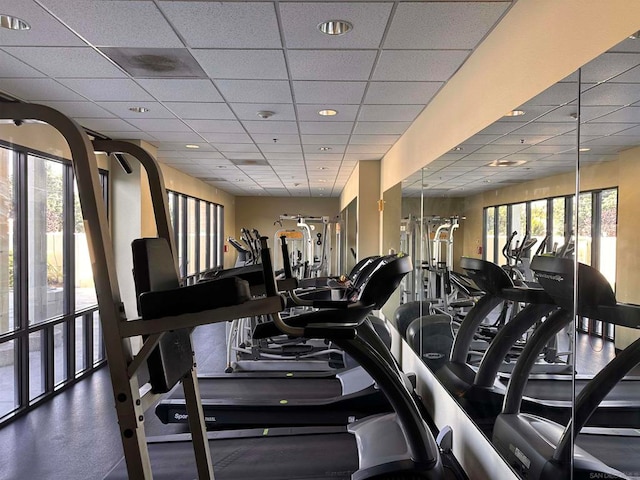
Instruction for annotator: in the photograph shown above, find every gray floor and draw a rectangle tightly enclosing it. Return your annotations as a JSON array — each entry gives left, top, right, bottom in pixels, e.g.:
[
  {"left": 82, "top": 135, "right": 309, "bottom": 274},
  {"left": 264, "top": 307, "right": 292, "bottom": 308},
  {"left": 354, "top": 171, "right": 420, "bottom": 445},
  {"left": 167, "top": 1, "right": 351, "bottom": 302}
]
[
  {"left": 0, "top": 322, "right": 228, "bottom": 480},
  {"left": 0, "top": 326, "right": 619, "bottom": 480}
]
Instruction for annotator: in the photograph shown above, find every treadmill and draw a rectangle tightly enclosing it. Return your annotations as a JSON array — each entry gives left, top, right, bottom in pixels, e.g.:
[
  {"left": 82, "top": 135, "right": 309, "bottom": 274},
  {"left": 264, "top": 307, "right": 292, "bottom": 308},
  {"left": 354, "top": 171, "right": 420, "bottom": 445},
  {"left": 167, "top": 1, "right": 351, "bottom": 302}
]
[
  {"left": 111, "top": 238, "right": 450, "bottom": 479},
  {"left": 6, "top": 104, "right": 458, "bottom": 480},
  {"left": 409, "top": 257, "right": 640, "bottom": 430},
  {"left": 143, "top": 250, "right": 399, "bottom": 429},
  {"left": 492, "top": 255, "right": 640, "bottom": 479}
]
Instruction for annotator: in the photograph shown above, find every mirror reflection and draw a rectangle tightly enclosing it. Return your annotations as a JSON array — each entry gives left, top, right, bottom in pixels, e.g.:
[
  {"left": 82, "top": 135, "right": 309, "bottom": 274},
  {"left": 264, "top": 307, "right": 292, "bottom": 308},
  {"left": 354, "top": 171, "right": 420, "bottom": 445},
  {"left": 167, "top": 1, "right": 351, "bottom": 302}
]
[{"left": 398, "top": 35, "right": 640, "bottom": 479}]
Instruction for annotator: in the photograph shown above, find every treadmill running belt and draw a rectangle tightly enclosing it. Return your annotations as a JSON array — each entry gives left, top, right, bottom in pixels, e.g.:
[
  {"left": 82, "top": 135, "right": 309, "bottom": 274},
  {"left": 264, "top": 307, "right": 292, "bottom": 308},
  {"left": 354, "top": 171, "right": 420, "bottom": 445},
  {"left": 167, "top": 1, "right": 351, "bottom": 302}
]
[
  {"left": 521, "top": 379, "right": 640, "bottom": 403},
  {"left": 106, "top": 432, "right": 358, "bottom": 479},
  {"left": 576, "top": 433, "right": 640, "bottom": 478},
  {"left": 170, "top": 377, "right": 342, "bottom": 401}
]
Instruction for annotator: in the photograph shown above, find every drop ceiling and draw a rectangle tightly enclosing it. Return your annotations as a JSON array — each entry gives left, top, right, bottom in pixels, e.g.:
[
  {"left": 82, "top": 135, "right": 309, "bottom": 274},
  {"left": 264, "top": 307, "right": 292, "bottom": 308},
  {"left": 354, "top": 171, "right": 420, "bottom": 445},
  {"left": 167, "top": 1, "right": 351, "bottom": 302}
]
[{"left": 0, "top": 0, "right": 513, "bottom": 197}]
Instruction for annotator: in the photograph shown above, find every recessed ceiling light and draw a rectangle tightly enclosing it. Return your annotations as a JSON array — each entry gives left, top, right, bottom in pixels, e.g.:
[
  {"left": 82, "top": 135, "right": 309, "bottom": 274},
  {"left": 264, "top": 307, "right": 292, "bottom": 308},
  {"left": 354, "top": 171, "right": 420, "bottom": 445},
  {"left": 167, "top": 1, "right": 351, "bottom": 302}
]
[
  {"left": 256, "top": 110, "right": 274, "bottom": 119},
  {"left": 129, "top": 106, "right": 149, "bottom": 113},
  {"left": 0, "top": 15, "right": 30, "bottom": 30},
  {"left": 318, "top": 146, "right": 332, "bottom": 151},
  {"left": 317, "top": 179, "right": 327, "bottom": 183},
  {"left": 484, "top": 180, "right": 492, "bottom": 183},
  {"left": 185, "top": 144, "right": 200, "bottom": 149},
  {"left": 318, "top": 166, "right": 328, "bottom": 170},
  {"left": 318, "top": 20, "right": 352, "bottom": 36},
  {"left": 629, "top": 31, "right": 640, "bottom": 39},
  {"left": 570, "top": 112, "right": 579, "bottom": 120},
  {"left": 452, "top": 146, "right": 463, "bottom": 152},
  {"left": 579, "top": 147, "right": 591, "bottom": 152},
  {"left": 504, "top": 110, "right": 525, "bottom": 117},
  {"left": 488, "top": 159, "right": 526, "bottom": 167},
  {"left": 318, "top": 109, "right": 338, "bottom": 117}
]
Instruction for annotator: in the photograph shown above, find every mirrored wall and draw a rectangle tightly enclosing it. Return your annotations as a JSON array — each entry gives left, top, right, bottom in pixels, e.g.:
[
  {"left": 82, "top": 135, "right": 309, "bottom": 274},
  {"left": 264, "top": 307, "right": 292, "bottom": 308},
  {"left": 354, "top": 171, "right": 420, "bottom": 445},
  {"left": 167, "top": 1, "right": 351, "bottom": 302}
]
[{"left": 396, "top": 33, "right": 640, "bottom": 479}]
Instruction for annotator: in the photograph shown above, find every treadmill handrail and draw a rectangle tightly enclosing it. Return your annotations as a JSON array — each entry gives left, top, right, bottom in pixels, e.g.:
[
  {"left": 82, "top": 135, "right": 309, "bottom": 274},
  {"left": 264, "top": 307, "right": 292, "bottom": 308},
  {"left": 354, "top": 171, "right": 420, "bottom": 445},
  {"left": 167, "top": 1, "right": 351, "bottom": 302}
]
[
  {"left": 501, "top": 308, "right": 573, "bottom": 415},
  {"left": 553, "top": 334, "right": 640, "bottom": 462}
]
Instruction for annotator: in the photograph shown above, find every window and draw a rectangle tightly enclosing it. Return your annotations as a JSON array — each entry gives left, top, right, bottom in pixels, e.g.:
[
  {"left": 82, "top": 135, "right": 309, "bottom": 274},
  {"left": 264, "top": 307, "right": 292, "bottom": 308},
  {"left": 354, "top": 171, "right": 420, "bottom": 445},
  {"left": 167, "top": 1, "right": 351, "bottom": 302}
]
[
  {"left": 0, "top": 144, "right": 108, "bottom": 425},
  {"left": 483, "top": 187, "right": 618, "bottom": 339},
  {"left": 167, "top": 190, "right": 224, "bottom": 284}
]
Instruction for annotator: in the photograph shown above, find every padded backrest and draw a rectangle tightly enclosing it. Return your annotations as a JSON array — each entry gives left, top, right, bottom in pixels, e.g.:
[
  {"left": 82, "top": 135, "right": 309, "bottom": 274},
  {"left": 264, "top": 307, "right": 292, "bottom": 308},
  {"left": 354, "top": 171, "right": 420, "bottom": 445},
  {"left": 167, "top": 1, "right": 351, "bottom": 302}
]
[
  {"left": 131, "top": 237, "right": 193, "bottom": 394},
  {"left": 132, "top": 237, "right": 180, "bottom": 315}
]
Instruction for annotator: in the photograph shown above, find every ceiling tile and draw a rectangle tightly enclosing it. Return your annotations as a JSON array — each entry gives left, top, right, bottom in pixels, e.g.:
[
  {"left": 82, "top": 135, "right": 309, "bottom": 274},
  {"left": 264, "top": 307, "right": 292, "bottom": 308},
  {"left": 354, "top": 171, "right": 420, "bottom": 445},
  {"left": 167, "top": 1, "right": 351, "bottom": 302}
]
[
  {"left": 350, "top": 134, "right": 400, "bottom": 144},
  {"left": 364, "top": 81, "right": 442, "bottom": 105},
  {"left": 75, "top": 117, "right": 139, "bottom": 132},
  {"left": 296, "top": 105, "right": 360, "bottom": 122},
  {"left": 127, "top": 118, "right": 191, "bottom": 132},
  {"left": 242, "top": 121, "right": 298, "bottom": 135},
  {"left": 154, "top": 142, "right": 216, "bottom": 152},
  {"left": 358, "top": 104, "right": 423, "bottom": 122},
  {"left": 3, "top": 47, "right": 125, "bottom": 78},
  {"left": 251, "top": 134, "right": 301, "bottom": 144},
  {"left": 594, "top": 106, "right": 640, "bottom": 123},
  {"left": 302, "top": 144, "right": 346, "bottom": 154},
  {"left": 293, "top": 81, "right": 366, "bottom": 104},
  {"left": 581, "top": 83, "right": 640, "bottom": 106},
  {"left": 0, "top": 1, "right": 85, "bottom": 47},
  {"left": 581, "top": 123, "right": 636, "bottom": 136},
  {"left": 184, "top": 119, "right": 245, "bottom": 134},
  {"left": 203, "top": 133, "right": 254, "bottom": 144},
  {"left": 384, "top": 2, "right": 508, "bottom": 49},
  {"left": 97, "top": 101, "right": 176, "bottom": 119},
  {"left": 102, "top": 131, "right": 158, "bottom": 142},
  {"left": 215, "top": 80, "right": 292, "bottom": 103},
  {"left": 59, "top": 78, "right": 154, "bottom": 102},
  {"left": 40, "top": 0, "right": 183, "bottom": 48},
  {"left": 0, "top": 78, "right": 84, "bottom": 101},
  {"left": 147, "top": 131, "right": 204, "bottom": 142},
  {"left": 373, "top": 50, "right": 469, "bottom": 81},
  {"left": 288, "top": 50, "right": 377, "bottom": 81},
  {"left": 302, "top": 134, "right": 350, "bottom": 145},
  {"left": 39, "top": 101, "right": 115, "bottom": 118},
  {"left": 473, "top": 144, "right": 529, "bottom": 155},
  {"left": 299, "top": 122, "right": 354, "bottom": 135},
  {"left": 217, "top": 144, "right": 260, "bottom": 154},
  {"left": 231, "top": 103, "right": 295, "bottom": 122},
  {"left": 512, "top": 122, "right": 576, "bottom": 136},
  {"left": 137, "top": 79, "right": 223, "bottom": 102},
  {"left": 191, "top": 49, "right": 288, "bottom": 80},
  {"left": 159, "top": 1, "right": 281, "bottom": 48},
  {"left": 223, "top": 152, "right": 265, "bottom": 160},
  {"left": 491, "top": 134, "right": 555, "bottom": 145},
  {"left": 609, "top": 64, "right": 640, "bottom": 83},
  {"left": 280, "top": 2, "right": 392, "bottom": 48},
  {"left": 522, "top": 82, "right": 579, "bottom": 107},
  {"left": 264, "top": 153, "right": 304, "bottom": 161},
  {"left": 353, "top": 122, "right": 411, "bottom": 135},
  {"left": 581, "top": 52, "right": 640, "bottom": 84},
  {"left": 345, "top": 144, "right": 391, "bottom": 154},
  {"left": 163, "top": 102, "right": 235, "bottom": 120},
  {"left": 0, "top": 50, "right": 46, "bottom": 77},
  {"left": 258, "top": 143, "right": 302, "bottom": 153},
  {"left": 305, "top": 154, "right": 344, "bottom": 162}
]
